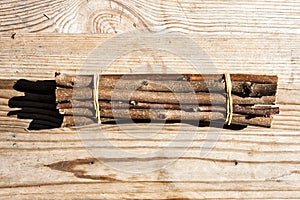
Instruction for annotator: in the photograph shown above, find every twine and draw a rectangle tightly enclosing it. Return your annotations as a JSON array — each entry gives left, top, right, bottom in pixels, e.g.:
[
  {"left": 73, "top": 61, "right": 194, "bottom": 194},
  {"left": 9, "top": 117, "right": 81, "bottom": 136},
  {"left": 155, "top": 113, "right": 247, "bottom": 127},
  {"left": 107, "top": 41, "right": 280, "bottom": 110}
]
[
  {"left": 224, "top": 73, "right": 233, "bottom": 125},
  {"left": 94, "top": 74, "right": 101, "bottom": 124}
]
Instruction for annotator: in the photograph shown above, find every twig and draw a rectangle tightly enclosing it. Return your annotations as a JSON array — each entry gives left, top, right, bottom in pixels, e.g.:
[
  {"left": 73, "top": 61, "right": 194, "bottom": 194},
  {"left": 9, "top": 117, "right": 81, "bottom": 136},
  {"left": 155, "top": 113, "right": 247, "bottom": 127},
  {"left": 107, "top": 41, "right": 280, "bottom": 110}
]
[
  {"left": 55, "top": 73, "right": 93, "bottom": 88},
  {"left": 56, "top": 100, "right": 94, "bottom": 109},
  {"left": 56, "top": 87, "right": 93, "bottom": 101},
  {"left": 98, "top": 89, "right": 275, "bottom": 105},
  {"left": 59, "top": 108, "right": 95, "bottom": 117},
  {"left": 62, "top": 116, "right": 97, "bottom": 127},
  {"left": 100, "top": 108, "right": 225, "bottom": 122}
]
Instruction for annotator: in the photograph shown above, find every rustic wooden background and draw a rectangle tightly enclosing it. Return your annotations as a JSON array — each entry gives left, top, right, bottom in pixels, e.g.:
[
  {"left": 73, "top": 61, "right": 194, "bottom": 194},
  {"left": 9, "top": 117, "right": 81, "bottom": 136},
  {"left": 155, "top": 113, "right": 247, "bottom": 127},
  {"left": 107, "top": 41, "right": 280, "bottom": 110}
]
[{"left": 1, "top": 0, "right": 300, "bottom": 199}]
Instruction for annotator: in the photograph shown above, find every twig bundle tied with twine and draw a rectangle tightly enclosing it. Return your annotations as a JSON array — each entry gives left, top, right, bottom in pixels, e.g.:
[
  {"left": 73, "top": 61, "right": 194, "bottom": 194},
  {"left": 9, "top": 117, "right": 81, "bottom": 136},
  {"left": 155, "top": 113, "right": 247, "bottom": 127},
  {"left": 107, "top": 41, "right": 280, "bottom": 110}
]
[
  {"left": 4, "top": 73, "right": 279, "bottom": 130},
  {"left": 54, "top": 73, "right": 279, "bottom": 128}
]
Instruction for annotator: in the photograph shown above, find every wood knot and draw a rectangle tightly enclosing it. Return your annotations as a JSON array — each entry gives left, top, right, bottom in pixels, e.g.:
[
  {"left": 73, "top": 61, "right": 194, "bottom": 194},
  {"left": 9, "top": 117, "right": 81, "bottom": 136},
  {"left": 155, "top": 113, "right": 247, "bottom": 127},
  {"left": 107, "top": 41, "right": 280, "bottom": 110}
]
[{"left": 142, "top": 80, "right": 149, "bottom": 86}]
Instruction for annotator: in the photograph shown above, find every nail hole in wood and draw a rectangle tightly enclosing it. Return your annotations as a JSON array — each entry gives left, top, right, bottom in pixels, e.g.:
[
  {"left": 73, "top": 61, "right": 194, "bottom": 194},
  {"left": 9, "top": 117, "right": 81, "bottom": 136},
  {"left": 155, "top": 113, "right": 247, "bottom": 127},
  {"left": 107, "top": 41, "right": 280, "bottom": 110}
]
[{"left": 11, "top": 32, "right": 16, "bottom": 39}]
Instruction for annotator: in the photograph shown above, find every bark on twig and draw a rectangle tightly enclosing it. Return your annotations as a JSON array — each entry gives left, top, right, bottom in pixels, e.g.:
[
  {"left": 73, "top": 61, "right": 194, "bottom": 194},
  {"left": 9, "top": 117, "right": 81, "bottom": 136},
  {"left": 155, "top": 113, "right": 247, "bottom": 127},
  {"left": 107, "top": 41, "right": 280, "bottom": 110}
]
[
  {"left": 99, "top": 101, "right": 225, "bottom": 112},
  {"left": 98, "top": 89, "right": 276, "bottom": 105},
  {"left": 99, "top": 78, "right": 225, "bottom": 92},
  {"left": 230, "top": 74, "right": 278, "bottom": 84},
  {"left": 231, "top": 114, "right": 273, "bottom": 127},
  {"left": 98, "top": 101, "right": 278, "bottom": 116},
  {"left": 99, "top": 77, "right": 277, "bottom": 96},
  {"left": 62, "top": 116, "right": 97, "bottom": 127},
  {"left": 233, "top": 105, "right": 279, "bottom": 116},
  {"left": 99, "top": 109, "right": 273, "bottom": 127},
  {"left": 56, "top": 100, "right": 94, "bottom": 109},
  {"left": 55, "top": 73, "right": 93, "bottom": 88},
  {"left": 59, "top": 108, "right": 95, "bottom": 117},
  {"left": 100, "top": 109, "right": 225, "bottom": 122},
  {"left": 56, "top": 87, "right": 93, "bottom": 102},
  {"left": 186, "top": 74, "right": 278, "bottom": 84}
]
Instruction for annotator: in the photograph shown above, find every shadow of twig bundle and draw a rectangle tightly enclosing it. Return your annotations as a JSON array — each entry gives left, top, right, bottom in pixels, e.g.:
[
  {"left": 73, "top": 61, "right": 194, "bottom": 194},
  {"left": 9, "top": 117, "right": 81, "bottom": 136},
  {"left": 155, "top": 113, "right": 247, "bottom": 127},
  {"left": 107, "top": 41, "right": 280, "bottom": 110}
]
[{"left": 7, "top": 79, "right": 63, "bottom": 130}]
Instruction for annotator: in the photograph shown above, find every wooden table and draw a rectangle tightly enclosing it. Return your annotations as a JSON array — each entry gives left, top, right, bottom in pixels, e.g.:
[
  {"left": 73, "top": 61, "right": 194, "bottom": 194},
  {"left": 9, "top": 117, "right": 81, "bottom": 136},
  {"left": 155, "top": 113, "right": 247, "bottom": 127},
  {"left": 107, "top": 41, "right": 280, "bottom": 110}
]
[{"left": 0, "top": 0, "right": 300, "bottom": 199}]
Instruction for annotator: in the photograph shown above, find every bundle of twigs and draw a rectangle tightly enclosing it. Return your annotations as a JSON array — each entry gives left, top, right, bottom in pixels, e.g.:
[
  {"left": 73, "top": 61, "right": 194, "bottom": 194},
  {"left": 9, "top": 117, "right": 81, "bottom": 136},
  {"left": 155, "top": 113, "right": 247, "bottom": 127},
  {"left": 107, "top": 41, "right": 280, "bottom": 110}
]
[{"left": 55, "top": 73, "right": 279, "bottom": 128}]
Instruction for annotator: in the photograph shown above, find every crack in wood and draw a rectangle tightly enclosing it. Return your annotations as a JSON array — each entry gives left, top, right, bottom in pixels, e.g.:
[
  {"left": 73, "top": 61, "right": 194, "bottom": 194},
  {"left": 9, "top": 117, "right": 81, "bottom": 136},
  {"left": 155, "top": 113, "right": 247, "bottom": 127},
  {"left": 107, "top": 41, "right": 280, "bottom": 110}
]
[{"left": 45, "top": 158, "right": 121, "bottom": 181}]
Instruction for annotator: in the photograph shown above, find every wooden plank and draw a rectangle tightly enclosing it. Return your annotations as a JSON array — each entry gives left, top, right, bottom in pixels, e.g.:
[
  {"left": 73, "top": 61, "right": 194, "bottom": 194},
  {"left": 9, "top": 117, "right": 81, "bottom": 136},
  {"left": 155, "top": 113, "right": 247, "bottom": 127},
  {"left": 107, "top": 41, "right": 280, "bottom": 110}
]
[
  {"left": 2, "top": 126, "right": 300, "bottom": 199},
  {"left": 0, "top": 33, "right": 300, "bottom": 198},
  {"left": 1, "top": 0, "right": 300, "bottom": 197},
  {"left": 0, "top": 0, "right": 300, "bottom": 35},
  {"left": 0, "top": 34, "right": 299, "bottom": 82}
]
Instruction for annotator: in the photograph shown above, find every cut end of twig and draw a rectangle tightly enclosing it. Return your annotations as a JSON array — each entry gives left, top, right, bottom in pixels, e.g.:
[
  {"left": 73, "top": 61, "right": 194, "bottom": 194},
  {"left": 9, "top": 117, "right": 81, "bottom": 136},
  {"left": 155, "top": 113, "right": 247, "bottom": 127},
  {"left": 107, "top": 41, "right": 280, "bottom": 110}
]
[{"left": 130, "top": 100, "right": 137, "bottom": 106}]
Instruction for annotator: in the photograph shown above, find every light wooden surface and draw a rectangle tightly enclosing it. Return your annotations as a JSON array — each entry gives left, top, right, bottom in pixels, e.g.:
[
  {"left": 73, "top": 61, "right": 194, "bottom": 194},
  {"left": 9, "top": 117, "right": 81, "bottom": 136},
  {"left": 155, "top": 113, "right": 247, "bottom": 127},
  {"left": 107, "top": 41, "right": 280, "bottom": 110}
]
[
  {"left": 1, "top": 0, "right": 300, "bottom": 199},
  {"left": 1, "top": 0, "right": 300, "bottom": 35}
]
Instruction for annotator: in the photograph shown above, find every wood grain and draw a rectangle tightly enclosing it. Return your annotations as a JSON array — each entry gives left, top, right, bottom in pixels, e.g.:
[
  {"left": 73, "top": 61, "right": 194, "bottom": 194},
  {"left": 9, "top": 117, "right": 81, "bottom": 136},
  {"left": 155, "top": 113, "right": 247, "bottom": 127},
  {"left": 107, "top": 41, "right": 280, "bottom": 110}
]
[
  {"left": 1, "top": 0, "right": 300, "bottom": 35},
  {"left": 1, "top": 0, "right": 300, "bottom": 198},
  {"left": 0, "top": 34, "right": 299, "bottom": 82},
  {"left": 0, "top": 33, "right": 299, "bottom": 199}
]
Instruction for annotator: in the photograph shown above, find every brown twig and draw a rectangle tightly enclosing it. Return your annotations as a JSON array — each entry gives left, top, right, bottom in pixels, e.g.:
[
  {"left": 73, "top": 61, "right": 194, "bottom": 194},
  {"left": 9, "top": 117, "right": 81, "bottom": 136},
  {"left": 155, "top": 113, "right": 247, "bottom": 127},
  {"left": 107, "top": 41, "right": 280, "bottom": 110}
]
[
  {"left": 230, "top": 74, "right": 278, "bottom": 84},
  {"left": 56, "top": 100, "right": 94, "bottom": 109},
  {"left": 188, "top": 74, "right": 278, "bottom": 83},
  {"left": 100, "top": 109, "right": 225, "bottom": 122},
  {"left": 55, "top": 73, "right": 93, "bottom": 88},
  {"left": 55, "top": 88, "right": 276, "bottom": 105},
  {"left": 98, "top": 108, "right": 273, "bottom": 127},
  {"left": 62, "top": 116, "right": 97, "bottom": 127},
  {"left": 98, "top": 77, "right": 277, "bottom": 96},
  {"left": 231, "top": 114, "right": 273, "bottom": 127},
  {"left": 233, "top": 105, "right": 279, "bottom": 116},
  {"left": 99, "top": 101, "right": 225, "bottom": 111},
  {"left": 99, "top": 78, "right": 225, "bottom": 92},
  {"left": 98, "top": 89, "right": 275, "bottom": 105},
  {"left": 59, "top": 108, "right": 95, "bottom": 117},
  {"left": 56, "top": 87, "right": 93, "bottom": 102}
]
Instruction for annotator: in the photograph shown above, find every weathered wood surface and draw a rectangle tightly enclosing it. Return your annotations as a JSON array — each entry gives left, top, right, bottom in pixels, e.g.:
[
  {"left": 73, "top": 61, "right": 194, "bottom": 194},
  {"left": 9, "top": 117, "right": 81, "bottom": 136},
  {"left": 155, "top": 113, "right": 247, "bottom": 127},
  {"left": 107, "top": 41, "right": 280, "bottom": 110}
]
[
  {"left": 0, "top": 34, "right": 299, "bottom": 199},
  {"left": 1, "top": 0, "right": 300, "bottom": 35},
  {"left": 1, "top": 0, "right": 300, "bottom": 199}
]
